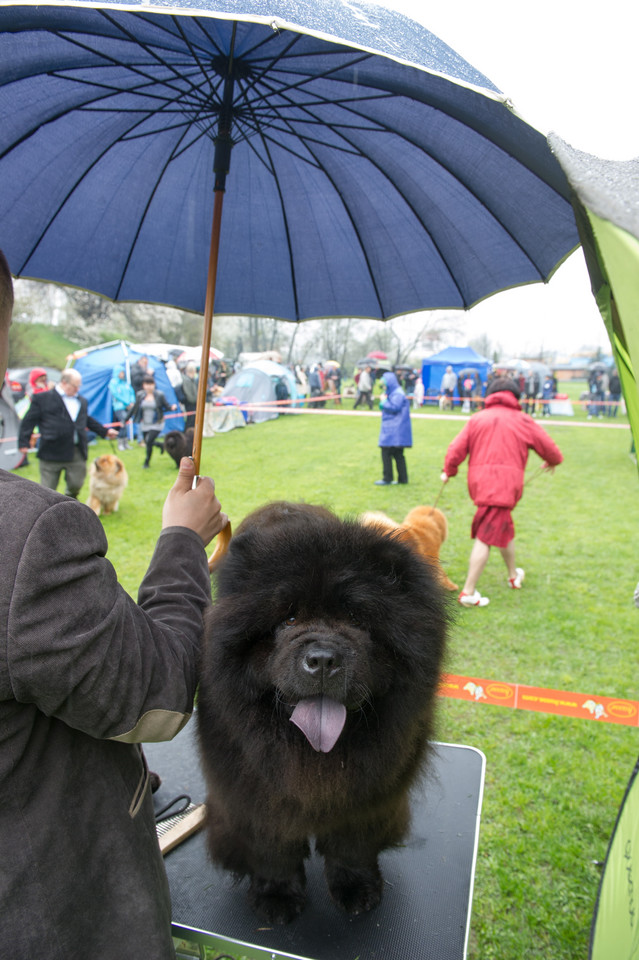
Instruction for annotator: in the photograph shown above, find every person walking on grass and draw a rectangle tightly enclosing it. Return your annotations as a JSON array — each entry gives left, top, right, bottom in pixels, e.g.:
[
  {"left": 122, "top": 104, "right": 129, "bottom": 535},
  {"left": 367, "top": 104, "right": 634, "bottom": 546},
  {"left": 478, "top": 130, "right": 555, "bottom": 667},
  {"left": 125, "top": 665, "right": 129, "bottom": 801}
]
[
  {"left": 375, "top": 370, "right": 412, "bottom": 485},
  {"left": 440, "top": 376, "right": 563, "bottom": 607},
  {"left": 18, "top": 368, "right": 118, "bottom": 497},
  {"left": 354, "top": 364, "right": 374, "bottom": 410},
  {"left": 129, "top": 374, "right": 177, "bottom": 469},
  {"left": 0, "top": 248, "right": 229, "bottom": 959}
]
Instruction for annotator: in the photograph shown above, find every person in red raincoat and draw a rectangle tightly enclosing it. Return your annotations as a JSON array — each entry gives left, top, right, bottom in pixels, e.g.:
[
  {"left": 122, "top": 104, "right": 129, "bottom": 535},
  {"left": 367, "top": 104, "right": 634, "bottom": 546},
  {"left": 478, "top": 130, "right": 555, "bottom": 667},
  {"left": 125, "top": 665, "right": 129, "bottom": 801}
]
[{"left": 440, "top": 377, "right": 563, "bottom": 607}]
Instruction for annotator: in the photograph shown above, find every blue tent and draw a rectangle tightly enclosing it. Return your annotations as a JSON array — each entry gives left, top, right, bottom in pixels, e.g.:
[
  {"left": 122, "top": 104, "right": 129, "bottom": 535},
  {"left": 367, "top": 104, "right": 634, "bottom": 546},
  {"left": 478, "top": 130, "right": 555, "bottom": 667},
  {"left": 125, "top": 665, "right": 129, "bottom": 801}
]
[
  {"left": 421, "top": 346, "right": 492, "bottom": 398},
  {"left": 220, "top": 360, "right": 299, "bottom": 424},
  {"left": 71, "top": 341, "right": 184, "bottom": 434}
]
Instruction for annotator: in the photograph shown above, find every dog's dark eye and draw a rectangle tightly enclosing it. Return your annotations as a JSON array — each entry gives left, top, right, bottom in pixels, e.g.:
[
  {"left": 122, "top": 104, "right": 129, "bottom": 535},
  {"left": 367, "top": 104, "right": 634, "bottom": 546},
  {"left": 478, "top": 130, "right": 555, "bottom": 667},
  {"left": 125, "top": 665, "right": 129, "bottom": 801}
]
[
  {"left": 283, "top": 616, "right": 297, "bottom": 626},
  {"left": 348, "top": 610, "right": 362, "bottom": 627}
]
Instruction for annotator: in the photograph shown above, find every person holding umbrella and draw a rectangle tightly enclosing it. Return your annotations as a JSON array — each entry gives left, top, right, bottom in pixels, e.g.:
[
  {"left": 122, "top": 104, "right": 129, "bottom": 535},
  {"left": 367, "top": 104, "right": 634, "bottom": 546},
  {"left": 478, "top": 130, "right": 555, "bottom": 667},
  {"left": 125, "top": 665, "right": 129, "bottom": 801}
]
[
  {"left": 375, "top": 371, "right": 412, "bottom": 485},
  {"left": 0, "top": 249, "right": 228, "bottom": 959},
  {"left": 440, "top": 377, "right": 563, "bottom": 607}
]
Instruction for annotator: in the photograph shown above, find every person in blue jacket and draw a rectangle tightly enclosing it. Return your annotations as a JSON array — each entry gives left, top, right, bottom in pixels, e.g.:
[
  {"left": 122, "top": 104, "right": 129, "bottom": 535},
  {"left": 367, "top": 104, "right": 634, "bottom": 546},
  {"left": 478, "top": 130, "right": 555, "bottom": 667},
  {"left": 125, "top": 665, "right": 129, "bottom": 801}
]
[
  {"left": 375, "top": 371, "right": 412, "bottom": 485},
  {"left": 108, "top": 364, "right": 136, "bottom": 450}
]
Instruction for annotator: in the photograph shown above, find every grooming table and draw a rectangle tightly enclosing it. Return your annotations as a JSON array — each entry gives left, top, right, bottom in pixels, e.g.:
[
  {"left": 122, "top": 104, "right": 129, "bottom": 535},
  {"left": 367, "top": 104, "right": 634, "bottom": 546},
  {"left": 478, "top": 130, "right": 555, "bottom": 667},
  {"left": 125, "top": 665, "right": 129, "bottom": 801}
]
[{"left": 144, "top": 722, "right": 485, "bottom": 960}]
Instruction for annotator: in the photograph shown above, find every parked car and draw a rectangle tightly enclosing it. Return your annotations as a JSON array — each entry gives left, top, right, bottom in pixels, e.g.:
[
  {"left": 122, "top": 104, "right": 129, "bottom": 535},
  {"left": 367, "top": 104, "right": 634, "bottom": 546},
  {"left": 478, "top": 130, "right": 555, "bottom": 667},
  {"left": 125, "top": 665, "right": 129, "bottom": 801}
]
[{"left": 6, "top": 366, "right": 62, "bottom": 402}]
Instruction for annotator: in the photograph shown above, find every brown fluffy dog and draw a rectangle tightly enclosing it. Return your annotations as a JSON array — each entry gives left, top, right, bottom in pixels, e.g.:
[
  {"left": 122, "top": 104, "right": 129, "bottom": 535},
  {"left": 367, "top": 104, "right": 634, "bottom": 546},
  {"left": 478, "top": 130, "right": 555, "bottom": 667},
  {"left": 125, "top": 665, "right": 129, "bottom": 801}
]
[
  {"left": 360, "top": 505, "right": 458, "bottom": 591},
  {"left": 87, "top": 454, "right": 128, "bottom": 516},
  {"left": 198, "top": 501, "right": 448, "bottom": 924}
]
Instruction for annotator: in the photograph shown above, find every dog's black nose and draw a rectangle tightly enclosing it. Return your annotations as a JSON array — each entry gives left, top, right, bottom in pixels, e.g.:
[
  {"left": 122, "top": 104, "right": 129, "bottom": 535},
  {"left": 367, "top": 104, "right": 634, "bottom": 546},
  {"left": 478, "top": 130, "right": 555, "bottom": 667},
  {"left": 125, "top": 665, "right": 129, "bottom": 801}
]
[{"left": 303, "top": 644, "right": 342, "bottom": 678}]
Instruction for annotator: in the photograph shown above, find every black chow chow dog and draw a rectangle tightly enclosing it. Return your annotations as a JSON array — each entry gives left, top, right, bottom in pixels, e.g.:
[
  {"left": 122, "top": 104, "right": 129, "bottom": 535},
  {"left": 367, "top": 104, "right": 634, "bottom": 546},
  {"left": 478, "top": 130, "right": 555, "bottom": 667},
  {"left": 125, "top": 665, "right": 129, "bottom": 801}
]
[
  {"left": 197, "top": 502, "right": 448, "bottom": 924},
  {"left": 163, "top": 427, "right": 194, "bottom": 468}
]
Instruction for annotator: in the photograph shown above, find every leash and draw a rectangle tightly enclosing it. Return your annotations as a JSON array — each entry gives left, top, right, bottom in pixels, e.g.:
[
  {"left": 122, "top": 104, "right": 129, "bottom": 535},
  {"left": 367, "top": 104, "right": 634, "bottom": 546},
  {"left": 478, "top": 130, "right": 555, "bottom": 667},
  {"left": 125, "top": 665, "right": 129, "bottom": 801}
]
[
  {"left": 523, "top": 465, "right": 545, "bottom": 487},
  {"left": 430, "top": 479, "right": 447, "bottom": 512}
]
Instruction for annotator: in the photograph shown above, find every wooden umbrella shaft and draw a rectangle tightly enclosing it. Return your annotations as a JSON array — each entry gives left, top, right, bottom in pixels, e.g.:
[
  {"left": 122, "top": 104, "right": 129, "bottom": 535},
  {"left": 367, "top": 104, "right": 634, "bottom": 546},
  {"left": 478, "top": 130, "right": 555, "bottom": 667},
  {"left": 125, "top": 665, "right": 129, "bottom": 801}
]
[{"left": 192, "top": 188, "right": 225, "bottom": 474}]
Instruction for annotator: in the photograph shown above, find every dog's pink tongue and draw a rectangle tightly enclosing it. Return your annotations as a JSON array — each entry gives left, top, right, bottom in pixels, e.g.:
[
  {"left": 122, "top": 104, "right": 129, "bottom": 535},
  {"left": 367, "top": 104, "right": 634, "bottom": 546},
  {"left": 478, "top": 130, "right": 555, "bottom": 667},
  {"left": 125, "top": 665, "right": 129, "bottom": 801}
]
[{"left": 290, "top": 696, "right": 347, "bottom": 752}]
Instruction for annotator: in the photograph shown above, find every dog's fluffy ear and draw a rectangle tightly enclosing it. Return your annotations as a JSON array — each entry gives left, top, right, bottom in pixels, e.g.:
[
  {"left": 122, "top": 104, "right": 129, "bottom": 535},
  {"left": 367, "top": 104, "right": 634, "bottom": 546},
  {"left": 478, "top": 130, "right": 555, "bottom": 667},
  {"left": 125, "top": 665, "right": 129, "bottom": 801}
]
[{"left": 93, "top": 458, "right": 102, "bottom": 471}]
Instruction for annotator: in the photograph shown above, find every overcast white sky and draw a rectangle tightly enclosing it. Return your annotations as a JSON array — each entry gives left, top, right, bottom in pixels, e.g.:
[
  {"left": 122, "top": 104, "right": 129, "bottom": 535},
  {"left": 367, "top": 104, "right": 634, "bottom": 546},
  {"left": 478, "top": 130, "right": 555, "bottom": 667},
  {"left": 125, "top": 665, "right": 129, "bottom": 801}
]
[{"left": 373, "top": 0, "right": 639, "bottom": 358}]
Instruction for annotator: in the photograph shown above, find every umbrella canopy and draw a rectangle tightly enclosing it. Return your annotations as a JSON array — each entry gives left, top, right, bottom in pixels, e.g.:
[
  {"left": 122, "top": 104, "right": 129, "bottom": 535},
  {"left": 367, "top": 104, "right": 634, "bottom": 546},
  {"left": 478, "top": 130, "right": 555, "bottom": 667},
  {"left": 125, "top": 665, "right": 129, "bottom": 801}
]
[
  {"left": 500, "top": 358, "right": 531, "bottom": 372},
  {"left": 0, "top": 0, "right": 579, "bottom": 323},
  {"left": 549, "top": 135, "right": 639, "bottom": 459}
]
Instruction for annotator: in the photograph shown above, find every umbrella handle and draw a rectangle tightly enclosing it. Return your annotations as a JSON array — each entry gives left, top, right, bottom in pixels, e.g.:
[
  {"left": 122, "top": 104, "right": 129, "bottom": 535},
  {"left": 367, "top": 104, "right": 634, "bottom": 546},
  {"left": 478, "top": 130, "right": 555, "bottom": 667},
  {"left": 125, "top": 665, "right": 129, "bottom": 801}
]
[{"left": 208, "top": 519, "right": 232, "bottom": 571}]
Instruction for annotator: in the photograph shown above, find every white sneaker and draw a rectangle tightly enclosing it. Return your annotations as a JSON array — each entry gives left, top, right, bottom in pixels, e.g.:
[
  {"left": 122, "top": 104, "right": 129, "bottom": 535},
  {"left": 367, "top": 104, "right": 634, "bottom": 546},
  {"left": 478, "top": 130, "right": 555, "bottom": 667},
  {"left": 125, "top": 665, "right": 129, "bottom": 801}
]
[
  {"left": 508, "top": 568, "right": 525, "bottom": 589},
  {"left": 458, "top": 590, "right": 490, "bottom": 607}
]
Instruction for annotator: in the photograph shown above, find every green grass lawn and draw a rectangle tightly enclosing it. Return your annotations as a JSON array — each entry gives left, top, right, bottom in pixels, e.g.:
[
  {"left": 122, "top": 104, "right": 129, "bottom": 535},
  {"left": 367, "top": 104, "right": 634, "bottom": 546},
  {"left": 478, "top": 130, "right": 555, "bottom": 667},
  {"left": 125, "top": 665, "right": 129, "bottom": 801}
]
[{"left": 17, "top": 405, "right": 638, "bottom": 959}]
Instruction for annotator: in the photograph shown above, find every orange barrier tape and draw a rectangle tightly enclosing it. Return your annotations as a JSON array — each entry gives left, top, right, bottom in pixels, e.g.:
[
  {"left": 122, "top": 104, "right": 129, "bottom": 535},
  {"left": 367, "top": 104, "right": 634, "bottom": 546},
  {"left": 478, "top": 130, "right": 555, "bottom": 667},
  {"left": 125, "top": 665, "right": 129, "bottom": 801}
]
[{"left": 438, "top": 673, "right": 639, "bottom": 727}]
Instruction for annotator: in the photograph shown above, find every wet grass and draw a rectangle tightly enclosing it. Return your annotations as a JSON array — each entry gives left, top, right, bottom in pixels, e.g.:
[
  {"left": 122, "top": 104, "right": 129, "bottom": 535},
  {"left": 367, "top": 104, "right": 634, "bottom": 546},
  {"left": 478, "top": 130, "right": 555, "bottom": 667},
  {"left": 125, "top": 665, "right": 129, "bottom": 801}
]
[{"left": 19, "top": 403, "right": 638, "bottom": 960}]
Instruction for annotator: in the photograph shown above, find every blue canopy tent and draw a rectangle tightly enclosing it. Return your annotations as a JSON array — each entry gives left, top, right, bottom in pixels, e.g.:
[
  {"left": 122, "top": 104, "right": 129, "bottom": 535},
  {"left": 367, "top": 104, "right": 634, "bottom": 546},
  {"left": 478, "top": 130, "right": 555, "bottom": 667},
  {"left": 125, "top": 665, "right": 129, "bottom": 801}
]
[
  {"left": 70, "top": 340, "right": 184, "bottom": 433},
  {"left": 219, "top": 360, "right": 298, "bottom": 424},
  {"left": 421, "top": 346, "right": 492, "bottom": 399}
]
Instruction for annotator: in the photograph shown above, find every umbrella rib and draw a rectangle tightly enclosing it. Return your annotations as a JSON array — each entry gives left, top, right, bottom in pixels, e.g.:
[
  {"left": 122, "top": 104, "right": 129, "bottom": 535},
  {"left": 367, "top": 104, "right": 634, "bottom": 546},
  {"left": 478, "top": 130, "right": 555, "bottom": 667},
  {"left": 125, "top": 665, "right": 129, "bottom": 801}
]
[
  {"left": 243, "top": 89, "right": 464, "bottom": 303},
  {"left": 14, "top": 95, "right": 201, "bottom": 277},
  {"left": 112, "top": 127, "right": 198, "bottom": 300},
  {"left": 238, "top": 52, "right": 374, "bottom": 114},
  {"left": 47, "top": 67, "right": 210, "bottom": 114},
  {"left": 239, "top": 100, "right": 300, "bottom": 317},
  {"left": 46, "top": 12, "right": 220, "bottom": 114},
  {"left": 95, "top": 10, "right": 217, "bottom": 101},
  {"left": 303, "top": 145, "right": 386, "bottom": 316},
  {"left": 285, "top": 90, "right": 548, "bottom": 278}
]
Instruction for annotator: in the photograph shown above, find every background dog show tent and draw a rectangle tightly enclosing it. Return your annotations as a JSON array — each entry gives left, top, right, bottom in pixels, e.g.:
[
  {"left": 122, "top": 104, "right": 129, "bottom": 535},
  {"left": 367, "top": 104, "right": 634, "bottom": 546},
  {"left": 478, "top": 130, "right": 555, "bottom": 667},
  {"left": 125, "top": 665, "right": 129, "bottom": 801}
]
[
  {"left": 69, "top": 340, "right": 184, "bottom": 434},
  {"left": 421, "top": 346, "right": 492, "bottom": 399}
]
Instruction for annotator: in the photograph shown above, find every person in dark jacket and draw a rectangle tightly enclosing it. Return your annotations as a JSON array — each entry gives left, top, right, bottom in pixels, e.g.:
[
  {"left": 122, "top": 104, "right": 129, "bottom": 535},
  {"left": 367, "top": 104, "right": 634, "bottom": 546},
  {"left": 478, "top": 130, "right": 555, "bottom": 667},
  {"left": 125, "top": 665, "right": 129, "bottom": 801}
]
[
  {"left": 181, "top": 361, "right": 199, "bottom": 429},
  {"left": 129, "top": 374, "right": 177, "bottom": 468},
  {"left": 441, "top": 377, "right": 563, "bottom": 607},
  {"left": 18, "top": 367, "right": 118, "bottom": 496},
  {"left": 0, "top": 248, "right": 228, "bottom": 960},
  {"left": 375, "top": 371, "right": 412, "bottom": 485},
  {"left": 130, "top": 353, "right": 150, "bottom": 392},
  {"left": 608, "top": 369, "right": 621, "bottom": 417}
]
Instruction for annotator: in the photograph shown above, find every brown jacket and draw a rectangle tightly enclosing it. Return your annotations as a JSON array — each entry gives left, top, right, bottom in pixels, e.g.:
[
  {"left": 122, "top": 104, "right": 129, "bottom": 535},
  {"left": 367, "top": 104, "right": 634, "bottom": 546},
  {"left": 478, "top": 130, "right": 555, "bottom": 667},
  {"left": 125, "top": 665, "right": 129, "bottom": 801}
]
[{"left": 0, "top": 470, "right": 211, "bottom": 958}]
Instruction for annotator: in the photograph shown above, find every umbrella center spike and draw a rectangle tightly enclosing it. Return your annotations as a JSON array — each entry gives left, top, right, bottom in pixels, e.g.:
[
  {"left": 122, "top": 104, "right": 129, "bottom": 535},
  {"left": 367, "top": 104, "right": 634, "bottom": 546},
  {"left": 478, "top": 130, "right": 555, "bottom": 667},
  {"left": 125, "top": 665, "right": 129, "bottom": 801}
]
[{"left": 213, "top": 24, "right": 238, "bottom": 194}]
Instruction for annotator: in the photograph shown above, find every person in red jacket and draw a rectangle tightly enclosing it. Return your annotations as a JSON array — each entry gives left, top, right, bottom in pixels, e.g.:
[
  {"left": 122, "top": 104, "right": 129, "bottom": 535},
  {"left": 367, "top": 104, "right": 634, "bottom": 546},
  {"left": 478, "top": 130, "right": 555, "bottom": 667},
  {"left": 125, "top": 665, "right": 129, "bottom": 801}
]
[{"left": 440, "top": 377, "right": 563, "bottom": 607}]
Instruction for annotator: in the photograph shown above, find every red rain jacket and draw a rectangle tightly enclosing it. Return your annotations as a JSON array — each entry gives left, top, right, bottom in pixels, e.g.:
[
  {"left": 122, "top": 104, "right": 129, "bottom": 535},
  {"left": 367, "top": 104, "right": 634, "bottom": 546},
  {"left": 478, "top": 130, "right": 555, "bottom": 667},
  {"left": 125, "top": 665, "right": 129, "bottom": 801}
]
[{"left": 443, "top": 391, "right": 563, "bottom": 509}]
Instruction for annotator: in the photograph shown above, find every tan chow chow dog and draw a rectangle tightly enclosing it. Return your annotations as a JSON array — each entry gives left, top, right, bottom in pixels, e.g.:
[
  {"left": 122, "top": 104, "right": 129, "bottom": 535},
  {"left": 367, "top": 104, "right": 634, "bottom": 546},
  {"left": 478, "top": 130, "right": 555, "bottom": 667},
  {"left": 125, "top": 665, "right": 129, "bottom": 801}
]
[
  {"left": 87, "top": 454, "right": 128, "bottom": 516},
  {"left": 360, "top": 505, "right": 458, "bottom": 591}
]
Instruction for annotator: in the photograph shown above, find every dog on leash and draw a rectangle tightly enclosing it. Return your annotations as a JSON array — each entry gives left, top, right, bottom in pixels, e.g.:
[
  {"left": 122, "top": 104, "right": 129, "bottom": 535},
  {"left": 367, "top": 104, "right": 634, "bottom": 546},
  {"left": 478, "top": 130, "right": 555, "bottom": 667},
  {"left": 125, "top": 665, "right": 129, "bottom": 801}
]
[
  {"left": 87, "top": 454, "right": 128, "bottom": 516},
  {"left": 360, "top": 505, "right": 458, "bottom": 591},
  {"left": 163, "top": 427, "right": 194, "bottom": 468}
]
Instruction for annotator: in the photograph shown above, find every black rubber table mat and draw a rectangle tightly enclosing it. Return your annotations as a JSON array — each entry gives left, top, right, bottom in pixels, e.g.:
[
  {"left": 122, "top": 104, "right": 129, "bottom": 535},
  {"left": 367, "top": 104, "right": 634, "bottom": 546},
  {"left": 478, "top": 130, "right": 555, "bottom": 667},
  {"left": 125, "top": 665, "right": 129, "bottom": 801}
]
[{"left": 145, "top": 721, "right": 484, "bottom": 960}]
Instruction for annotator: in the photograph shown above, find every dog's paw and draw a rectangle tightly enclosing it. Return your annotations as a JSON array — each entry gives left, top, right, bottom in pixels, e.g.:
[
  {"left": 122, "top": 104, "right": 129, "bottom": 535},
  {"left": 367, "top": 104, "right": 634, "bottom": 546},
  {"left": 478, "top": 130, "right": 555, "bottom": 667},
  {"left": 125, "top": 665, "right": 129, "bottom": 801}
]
[
  {"left": 325, "top": 861, "right": 383, "bottom": 915},
  {"left": 248, "top": 874, "right": 306, "bottom": 925}
]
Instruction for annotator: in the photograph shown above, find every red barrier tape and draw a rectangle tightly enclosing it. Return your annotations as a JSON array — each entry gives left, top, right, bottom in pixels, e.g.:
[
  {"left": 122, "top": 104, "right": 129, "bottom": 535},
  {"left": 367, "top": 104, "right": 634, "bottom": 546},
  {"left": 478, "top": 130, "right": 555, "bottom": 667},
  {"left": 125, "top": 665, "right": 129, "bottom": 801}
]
[{"left": 439, "top": 673, "right": 639, "bottom": 726}]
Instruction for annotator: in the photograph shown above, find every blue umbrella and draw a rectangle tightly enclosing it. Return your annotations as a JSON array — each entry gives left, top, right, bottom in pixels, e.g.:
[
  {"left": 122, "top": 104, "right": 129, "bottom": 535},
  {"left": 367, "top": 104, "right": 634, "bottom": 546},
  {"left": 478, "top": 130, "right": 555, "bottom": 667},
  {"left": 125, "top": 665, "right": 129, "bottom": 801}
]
[{"left": 0, "top": 0, "right": 579, "bottom": 465}]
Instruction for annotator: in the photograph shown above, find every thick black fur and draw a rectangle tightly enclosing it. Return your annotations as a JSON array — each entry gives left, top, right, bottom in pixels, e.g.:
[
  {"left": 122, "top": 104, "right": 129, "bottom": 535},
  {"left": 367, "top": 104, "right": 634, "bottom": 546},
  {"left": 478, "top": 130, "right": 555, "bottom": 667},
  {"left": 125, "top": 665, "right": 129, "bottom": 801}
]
[
  {"left": 163, "top": 427, "right": 194, "bottom": 468},
  {"left": 197, "top": 501, "right": 449, "bottom": 924}
]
